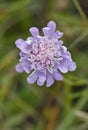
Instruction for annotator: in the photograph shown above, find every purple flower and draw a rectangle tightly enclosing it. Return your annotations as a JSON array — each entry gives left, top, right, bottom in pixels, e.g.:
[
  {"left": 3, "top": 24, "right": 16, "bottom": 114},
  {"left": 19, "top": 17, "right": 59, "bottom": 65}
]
[{"left": 15, "top": 21, "right": 76, "bottom": 87}]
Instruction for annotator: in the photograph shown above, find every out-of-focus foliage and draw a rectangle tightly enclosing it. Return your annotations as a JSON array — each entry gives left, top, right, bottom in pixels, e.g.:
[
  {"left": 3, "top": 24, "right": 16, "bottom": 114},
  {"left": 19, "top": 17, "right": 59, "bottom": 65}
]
[{"left": 0, "top": 0, "right": 88, "bottom": 130}]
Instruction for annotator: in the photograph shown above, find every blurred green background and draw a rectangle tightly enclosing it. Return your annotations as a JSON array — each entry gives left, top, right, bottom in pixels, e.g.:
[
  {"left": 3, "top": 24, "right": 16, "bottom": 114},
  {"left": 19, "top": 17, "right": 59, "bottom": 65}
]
[{"left": 0, "top": 0, "right": 88, "bottom": 130}]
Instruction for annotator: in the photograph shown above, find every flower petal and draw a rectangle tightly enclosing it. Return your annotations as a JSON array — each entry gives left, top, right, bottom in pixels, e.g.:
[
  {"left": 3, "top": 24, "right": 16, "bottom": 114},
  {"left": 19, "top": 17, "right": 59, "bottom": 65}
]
[
  {"left": 37, "top": 80, "right": 44, "bottom": 86},
  {"left": 24, "top": 64, "right": 31, "bottom": 73},
  {"left": 68, "top": 61, "right": 76, "bottom": 71},
  {"left": 42, "top": 27, "right": 51, "bottom": 36},
  {"left": 58, "top": 64, "right": 68, "bottom": 73},
  {"left": 16, "top": 63, "right": 24, "bottom": 73},
  {"left": 46, "top": 73, "right": 54, "bottom": 87},
  {"left": 37, "top": 70, "right": 46, "bottom": 86},
  {"left": 58, "top": 40, "right": 63, "bottom": 45},
  {"left": 29, "top": 27, "right": 39, "bottom": 37},
  {"left": 26, "top": 36, "right": 34, "bottom": 41},
  {"left": 53, "top": 70, "right": 63, "bottom": 80},
  {"left": 62, "top": 55, "right": 76, "bottom": 72},
  {"left": 15, "top": 39, "right": 30, "bottom": 53},
  {"left": 54, "top": 31, "right": 63, "bottom": 39},
  {"left": 19, "top": 52, "right": 26, "bottom": 57},
  {"left": 26, "top": 39, "right": 32, "bottom": 45},
  {"left": 47, "top": 21, "right": 56, "bottom": 32},
  {"left": 19, "top": 57, "right": 31, "bottom": 73},
  {"left": 27, "top": 71, "right": 38, "bottom": 84}
]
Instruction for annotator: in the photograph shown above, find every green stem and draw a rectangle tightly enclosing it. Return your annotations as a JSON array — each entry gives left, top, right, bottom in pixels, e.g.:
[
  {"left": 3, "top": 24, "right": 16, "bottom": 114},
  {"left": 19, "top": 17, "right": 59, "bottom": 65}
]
[
  {"left": 72, "top": 0, "right": 87, "bottom": 22},
  {"left": 69, "top": 31, "right": 88, "bottom": 49}
]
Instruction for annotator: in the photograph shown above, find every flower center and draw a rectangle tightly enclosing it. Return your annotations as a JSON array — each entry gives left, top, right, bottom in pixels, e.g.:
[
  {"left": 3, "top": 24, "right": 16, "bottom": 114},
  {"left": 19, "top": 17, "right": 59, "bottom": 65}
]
[{"left": 28, "top": 37, "right": 62, "bottom": 71}]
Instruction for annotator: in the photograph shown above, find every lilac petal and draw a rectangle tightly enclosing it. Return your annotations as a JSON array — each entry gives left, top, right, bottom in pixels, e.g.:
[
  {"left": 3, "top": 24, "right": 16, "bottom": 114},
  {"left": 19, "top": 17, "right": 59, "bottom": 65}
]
[
  {"left": 19, "top": 57, "right": 31, "bottom": 73},
  {"left": 15, "top": 39, "right": 30, "bottom": 53},
  {"left": 69, "top": 62, "right": 76, "bottom": 71},
  {"left": 27, "top": 36, "right": 34, "bottom": 41},
  {"left": 42, "top": 27, "right": 51, "bottom": 36},
  {"left": 54, "top": 31, "right": 63, "bottom": 39},
  {"left": 27, "top": 71, "right": 38, "bottom": 84},
  {"left": 47, "top": 21, "right": 56, "bottom": 32},
  {"left": 24, "top": 65, "right": 31, "bottom": 73},
  {"left": 61, "top": 46, "right": 67, "bottom": 52},
  {"left": 58, "top": 64, "right": 68, "bottom": 73},
  {"left": 46, "top": 73, "right": 54, "bottom": 87},
  {"left": 19, "top": 57, "right": 29, "bottom": 62},
  {"left": 26, "top": 39, "right": 32, "bottom": 45},
  {"left": 29, "top": 27, "right": 39, "bottom": 37},
  {"left": 58, "top": 40, "right": 63, "bottom": 45},
  {"left": 19, "top": 52, "right": 26, "bottom": 57},
  {"left": 37, "top": 80, "right": 44, "bottom": 86},
  {"left": 37, "top": 70, "right": 46, "bottom": 86},
  {"left": 62, "top": 54, "right": 76, "bottom": 72},
  {"left": 67, "top": 51, "right": 71, "bottom": 57},
  {"left": 16, "top": 63, "right": 24, "bottom": 73},
  {"left": 37, "top": 77, "right": 45, "bottom": 86},
  {"left": 53, "top": 70, "right": 63, "bottom": 80}
]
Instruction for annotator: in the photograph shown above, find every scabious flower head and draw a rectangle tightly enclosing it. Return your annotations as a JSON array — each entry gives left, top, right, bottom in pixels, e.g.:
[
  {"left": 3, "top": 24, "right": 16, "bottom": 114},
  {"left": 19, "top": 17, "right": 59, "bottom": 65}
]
[{"left": 15, "top": 21, "right": 76, "bottom": 87}]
